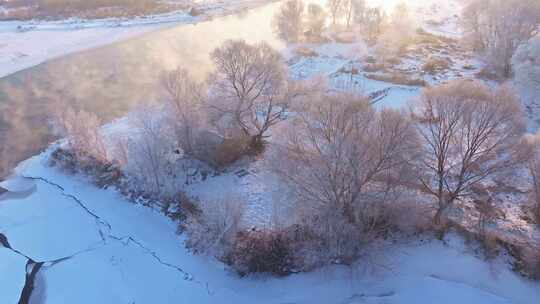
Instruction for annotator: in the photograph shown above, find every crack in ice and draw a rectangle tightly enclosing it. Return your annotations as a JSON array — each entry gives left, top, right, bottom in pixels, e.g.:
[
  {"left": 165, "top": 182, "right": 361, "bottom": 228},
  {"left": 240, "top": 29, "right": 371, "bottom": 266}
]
[{"left": 20, "top": 175, "right": 213, "bottom": 294}]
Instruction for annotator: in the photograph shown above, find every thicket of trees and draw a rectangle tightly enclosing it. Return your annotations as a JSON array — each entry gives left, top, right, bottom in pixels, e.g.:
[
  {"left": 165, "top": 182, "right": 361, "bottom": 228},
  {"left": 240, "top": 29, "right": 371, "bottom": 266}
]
[
  {"left": 413, "top": 81, "right": 525, "bottom": 229},
  {"left": 513, "top": 37, "right": 540, "bottom": 93},
  {"left": 270, "top": 90, "right": 419, "bottom": 263},
  {"left": 50, "top": 31, "right": 540, "bottom": 275},
  {"left": 273, "top": 0, "right": 415, "bottom": 64},
  {"left": 207, "top": 40, "right": 294, "bottom": 149},
  {"left": 462, "top": 0, "right": 540, "bottom": 77}
]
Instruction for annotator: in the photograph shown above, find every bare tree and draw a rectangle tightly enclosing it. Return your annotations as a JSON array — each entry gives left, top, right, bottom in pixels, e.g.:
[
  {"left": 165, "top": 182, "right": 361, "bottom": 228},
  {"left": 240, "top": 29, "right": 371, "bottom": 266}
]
[
  {"left": 462, "top": 0, "right": 540, "bottom": 77},
  {"left": 513, "top": 37, "right": 540, "bottom": 93},
  {"left": 351, "top": 0, "right": 366, "bottom": 24},
  {"left": 373, "top": 3, "right": 414, "bottom": 63},
  {"left": 271, "top": 91, "right": 419, "bottom": 262},
  {"left": 185, "top": 196, "right": 245, "bottom": 257},
  {"left": 51, "top": 106, "right": 108, "bottom": 162},
  {"left": 274, "top": 91, "right": 418, "bottom": 226},
  {"left": 273, "top": 0, "right": 305, "bottom": 43},
  {"left": 306, "top": 3, "right": 326, "bottom": 39},
  {"left": 208, "top": 40, "right": 293, "bottom": 148},
  {"left": 125, "top": 103, "right": 174, "bottom": 195},
  {"left": 327, "top": 0, "right": 344, "bottom": 26},
  {"left": 343, "top": 0, "right": 363, "bottom": 28},
  {"left": 363, "top": 7, "right": 386, "bottom": 43},
  {"left": 413, "top": 80, "right": 526, "bottom": 227},
  {"left": 520, "top": 133, "right": 540, "bottom": 223},
  {"left": 162, "top": 67, "right": 207, "bottom": 155}
]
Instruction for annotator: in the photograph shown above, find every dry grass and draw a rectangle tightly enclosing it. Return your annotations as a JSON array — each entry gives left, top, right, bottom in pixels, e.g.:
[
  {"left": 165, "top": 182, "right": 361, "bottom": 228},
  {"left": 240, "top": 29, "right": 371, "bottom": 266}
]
[
  {"left": 422, "top": 57, "right": 452, "bottom": 75},
  {"left": 365, "top": 72, "right": 427, "bottom": 86},
  {"left": 294, "top": 46, "right": 319, "bottom": 57},
  {"left": 213, "top": 136, "right": 252, "bottom": 168}
]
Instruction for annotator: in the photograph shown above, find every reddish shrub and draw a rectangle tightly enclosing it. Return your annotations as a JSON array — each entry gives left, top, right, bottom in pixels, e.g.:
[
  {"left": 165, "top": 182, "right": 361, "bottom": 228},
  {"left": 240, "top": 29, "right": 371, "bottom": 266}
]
[{"left": 225, "top": 230, "right": 294, "bottom": 276}]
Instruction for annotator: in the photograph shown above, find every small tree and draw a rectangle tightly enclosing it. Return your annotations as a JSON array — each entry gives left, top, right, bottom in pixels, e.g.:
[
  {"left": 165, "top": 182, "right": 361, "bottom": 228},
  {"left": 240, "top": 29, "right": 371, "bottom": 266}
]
[
  {"left": 185, "top": 196, "right": 245, "bottom": 257},
  {"left": 51, "top": 106, "right": 108, "bottom": 163},
  {"left": 352, "top": 0, "right": 366, "bottom": 24},
  {"left": 273, "top": 91, "right": 419, "bottom": 261},
  {"left": 375, "top": 2, "right": 414, "bottom": 61},
  {"left": 327, "top": 0, "right": 344, "bottom": 26},
  {"left": 413, "top": 80, "right": 525, "bottom": 228},
  {"left": 162, "top": 67, "right": 207, "bottom": 155},
  {"left": 363, "top": 7, "right": 386, "bottom": 43},
  {"left": 208, "top": 40, "right": 292, "bottom": 149},
  {"left": 513, "top": 37, "right": 540, "bottom": 93},
  {"left": 521, "top": 133, "right": 540, "bottom": 223},
  {"left": 125, "top": 104, "right": 174, "bottom": 195},
  {"left": 306, "top": 3, "right": 326, "bottom": 38},
  {"left": 273, "top": 0, "right": 305, "bottom": 43}
]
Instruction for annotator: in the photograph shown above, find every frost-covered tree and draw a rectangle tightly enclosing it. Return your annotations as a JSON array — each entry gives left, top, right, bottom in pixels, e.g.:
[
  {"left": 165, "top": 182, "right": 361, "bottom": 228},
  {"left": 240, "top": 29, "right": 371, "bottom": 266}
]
[
  {"left": 327, "top": 0, "right": 344, "bottom": 25},
  {"left": 462, "top": 0, "right": 540, "bottom": 77},
  {"left": 162, "top": 67, "right": 207, "bottom": 155},
  {"left": 51, "top": 106, "right": 108, "bottom": 162},
  {"left": 519, "top": 132, "right": 540, "bottom": 224},
  {"left": 125, "top": 104, "right": 175, "bottom": 195},
  {"left": 513, "top": 37, "right": 540, "bottom": 93},
  {"left": 413, "top": 80, "right": 526, "bottom": 228},
  {"left": 273, "top": 0, "right": 305, "bottom": 43},
  {"left": 363, "top": 7, "right": 386, "bottom": 43},
  {"left": 208, "top": 40, "right": 292, "bottom": 148},
  {"left": 352, "top": 0, "right": 366, "bottom": 24},
  {"left": 374, "top": 3, "right": 414, "bottom": 61},
  {"left": 343, "top": 0, "right": 365, "bottom": 28},
  {"left": 306, "top": 3, "right": 326, "bottom": 38},
  {"left": 275, "top": 91, "right": 418, "bottom": 225},
  {"left": 272, "top": 91, "right": 418, "bottom": 260}
]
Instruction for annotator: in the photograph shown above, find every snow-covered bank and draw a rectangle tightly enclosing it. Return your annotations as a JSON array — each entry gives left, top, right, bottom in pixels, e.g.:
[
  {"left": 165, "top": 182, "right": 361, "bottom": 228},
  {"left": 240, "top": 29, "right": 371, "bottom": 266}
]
[
  {"left": 0, "top": 149, "right": 538, "bottom": 303},
  {"left": 0, "top": 0, "right": 276, "bottom": 79}
]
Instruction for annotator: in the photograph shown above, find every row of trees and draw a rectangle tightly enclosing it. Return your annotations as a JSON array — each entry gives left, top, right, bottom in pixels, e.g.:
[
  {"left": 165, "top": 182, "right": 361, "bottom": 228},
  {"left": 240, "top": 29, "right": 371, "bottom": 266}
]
[{"left": 273, "top": 0, "right": 406, "bottom": 45}]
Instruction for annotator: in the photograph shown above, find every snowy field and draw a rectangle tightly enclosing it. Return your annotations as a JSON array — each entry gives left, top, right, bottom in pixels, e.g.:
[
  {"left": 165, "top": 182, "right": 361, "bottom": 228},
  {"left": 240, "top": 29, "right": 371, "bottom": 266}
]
[{"left": 0, "top": 150, "right": 538, "bottom": 303}]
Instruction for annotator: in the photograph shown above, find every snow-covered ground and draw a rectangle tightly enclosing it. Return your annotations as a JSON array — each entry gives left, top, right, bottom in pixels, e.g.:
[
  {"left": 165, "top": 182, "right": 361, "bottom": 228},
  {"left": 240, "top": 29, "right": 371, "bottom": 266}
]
[
  {"left": 1, "top": 0, "right": 540, "bottom": 302},
  {"left": 0, "top": 0, "right": 277, "bottom": 78},
  {"left": 0, "top": 149, "right": 538, "bottom": 303}
]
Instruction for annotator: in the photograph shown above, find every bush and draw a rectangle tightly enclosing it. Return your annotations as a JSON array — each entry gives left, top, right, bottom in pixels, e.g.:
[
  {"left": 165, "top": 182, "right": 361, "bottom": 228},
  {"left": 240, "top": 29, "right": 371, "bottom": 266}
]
[
  {"left": 49, "top": 148, "right": 123, "bottom": 188},
  {"left": 225, "top": 230, "right": 294, "bottom": 276},
  {"left": 184, "top": 197, "right": 244, "bottom": 256},
  {"left": 163, "top": 192, "right": 201, "bottom": 223},
  {"left": 512, "top": 246, "right": 540, "bottom": 280},
  {"left": 422, "top": 57, "right": 451, "bottom": 75},
  {"left": 212, "top": 136, "right": 252, "bottom": 168}
]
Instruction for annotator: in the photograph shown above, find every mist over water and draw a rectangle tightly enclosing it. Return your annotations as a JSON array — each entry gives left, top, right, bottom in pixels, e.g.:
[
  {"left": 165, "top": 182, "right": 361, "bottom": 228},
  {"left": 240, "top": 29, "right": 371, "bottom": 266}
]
[
  {"left": 0, "top": 0, "right": 428, "bottom": 178},
  {"left": 0, "top": 1, "right": 285, "bottom": 178}
]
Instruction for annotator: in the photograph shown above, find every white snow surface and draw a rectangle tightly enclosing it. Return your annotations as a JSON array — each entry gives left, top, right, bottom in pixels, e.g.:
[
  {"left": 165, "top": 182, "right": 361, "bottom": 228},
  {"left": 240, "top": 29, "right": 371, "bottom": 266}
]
[
  {"left": 0, "top": 247, "right": 27, "bottom": 304},
  {"left": 1, "top": 0, "right": 540, "bottom": 302},
  {"left": 0, "top": 149, "right": 538, "bottom": 303}
]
